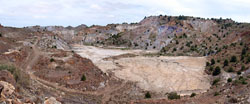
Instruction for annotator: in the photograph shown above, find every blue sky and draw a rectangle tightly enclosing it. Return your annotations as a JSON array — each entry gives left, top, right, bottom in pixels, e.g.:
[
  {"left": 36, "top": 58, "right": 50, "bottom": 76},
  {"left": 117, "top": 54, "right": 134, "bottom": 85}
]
[{"left": 0, "top": 0, "right": 250, "bottom": 27}]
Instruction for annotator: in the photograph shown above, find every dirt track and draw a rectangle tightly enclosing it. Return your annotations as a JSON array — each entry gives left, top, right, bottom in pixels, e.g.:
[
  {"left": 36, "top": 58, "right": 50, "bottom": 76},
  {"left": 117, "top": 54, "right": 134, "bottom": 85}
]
[{"left": 73, "top": 45, "right": 211, "bottom": 95}]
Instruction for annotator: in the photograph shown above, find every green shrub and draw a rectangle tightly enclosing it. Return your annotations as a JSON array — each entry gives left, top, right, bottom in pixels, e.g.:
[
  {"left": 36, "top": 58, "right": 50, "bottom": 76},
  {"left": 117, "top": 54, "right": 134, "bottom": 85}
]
[
  {"left": 213, "top": 66, "right": 221, "bottom": 76},
  {"left": 190, "top": 93, "right": 196, "bottom": 97},
  {"left": 228, "top": 67, "right": 234, "bottom": 72},
  {"left": 241, "top": 65, "right": 245, "bottom": 71},
  {"left": 0, "top": 64, "right": 30, "bottom": 86},
  {"left": 0, "top": 64, "right": 16, "bottom": 74},
  {"left": 227, "top": 78, "right": 232, "bottom": 82},
  {"left": 212, "top": 78, "right": 220, "bottom": 85},
  {"left": 237, "top": 71, "right": 241, "bottom": 75},
  {"left": 50, "top": 58, "right": 55, "bottom": 62},
  {"left": 81, "top": 74, "right": 86, "bottom": 81},
  {"left": 206, "top": 62, "right": 210, "bottom": 66},
  {"left": 168, "top": 92, "right": 180, "bottom": 100},
  {"left": 214, "top": 92, "right": 220, "bottom": 96},
  {"left": 230, "top": 56, "right": 237, "bottom": 62},
  {"left": 145, "top": 92, "right": 151, "bottom": 98},
  {"left": 223, "top": 59, "right": 228, "bottom": 67},
  {"left": 211, "top": 59, "right": 215, "bottom": 65}
]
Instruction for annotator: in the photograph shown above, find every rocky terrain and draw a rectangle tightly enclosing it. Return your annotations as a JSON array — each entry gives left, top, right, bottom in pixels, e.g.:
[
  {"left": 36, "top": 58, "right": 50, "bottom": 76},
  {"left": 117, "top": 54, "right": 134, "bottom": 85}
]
[{"left": 0, "top": 15, "right": 249, "bottom": 104}]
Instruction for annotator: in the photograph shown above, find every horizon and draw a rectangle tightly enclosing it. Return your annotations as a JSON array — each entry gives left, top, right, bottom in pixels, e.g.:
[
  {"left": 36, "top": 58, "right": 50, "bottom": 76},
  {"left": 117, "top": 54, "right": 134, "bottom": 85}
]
[{"left": 1, "top": 0, "right": 250, "bottom": 27}]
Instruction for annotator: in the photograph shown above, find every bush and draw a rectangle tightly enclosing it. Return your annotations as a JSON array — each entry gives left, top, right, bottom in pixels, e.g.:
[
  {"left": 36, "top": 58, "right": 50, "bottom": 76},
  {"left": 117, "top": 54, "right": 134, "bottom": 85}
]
[
  {"left": 230, "top": 56, "right": 237, "bottom": 62},
  {"left": 145, "top": 92, "right": 151, "bottom": 98},
  {"left": 50, "top": 58, "right": 55, "bottom": 62},
  {"left": 0, "top": 64, "right": 30, "bottom": 86},
  {"left": 223, "top": 59, "right": 228, "bottom": 67},
  {"left": 206, "top": 62, "right": 210, "bottom": 66},
  {"left": 190, "top": 93, "right": 196, "bottom": 97},
  {"left": 81, "top": 74, "right": 86, "bottom": 81},
  {"left": 214, "top": 92, "right": 220, "bottom": 96},
  {"left": 212, "top": 78, "right": 220, "bottom": 85},
  {"left": 168, "top": 92, "right": 180, "bottom": 100},
  {"left": 227, "top": 78, "right": 232, "bottom": 82},
  {"left": 211, "top": 59, "right": 215, "bottom": 65},
  {"left": 247, "top": 56, "right": 250, "bottom": 63},
  {"left": 0, "top": 64, "right": 16, "bottom": 74},
  {"left": 241, "top": 65, "right": 246, "bottom": 71},
  {"left": 237, "top": 71, "right": 241, "bottom": 75},
  {"left": 228, "top": 67, "right": 234, "bottom": 72},
  {"left": 213, "top": 66, "right": 221, "bottom": 76},
  {"left": 0, "top": 33, "right": 2, "bottom": 37}
]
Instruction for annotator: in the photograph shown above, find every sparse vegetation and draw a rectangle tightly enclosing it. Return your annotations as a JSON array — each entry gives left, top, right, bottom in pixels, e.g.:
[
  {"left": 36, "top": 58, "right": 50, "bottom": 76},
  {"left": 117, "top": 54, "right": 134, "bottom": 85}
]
[
  {"left": 214, "top": 92, "right": 220, "bottom": 96},
  {"left": 168, "top": 92, "right": 180, "bottom": 100},
  {"left": 81, "top": 74, "right": 86, "bottom": 81},
  {"left": 227, "top": 78, "right": 232, "bottom": 82},
  {"left": 212, "top": 78, "right": 220, "bottom": 85},
  {"left": 145, "top": 92, "right": 151, "bottom": 98},
  {"left": 190, "top": 93, "right": 196, "bottom": 97},
  {"left": 213, "top": 66, "right": 221, "bottom": 76},
  {"left": 230, "top": 56, "right": 237, "bottom": 62}
]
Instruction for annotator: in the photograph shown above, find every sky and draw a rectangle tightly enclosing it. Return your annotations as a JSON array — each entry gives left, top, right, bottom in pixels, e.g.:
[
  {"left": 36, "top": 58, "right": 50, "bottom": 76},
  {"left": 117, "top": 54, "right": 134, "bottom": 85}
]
[{"left": 0, "top": 0, "right": 250, "bottom": 27}]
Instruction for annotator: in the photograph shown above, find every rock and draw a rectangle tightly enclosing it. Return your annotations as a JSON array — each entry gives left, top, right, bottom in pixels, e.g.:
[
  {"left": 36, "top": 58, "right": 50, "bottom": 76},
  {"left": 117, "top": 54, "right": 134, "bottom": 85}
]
[
  {"left": 247, "top": 96, "right": 250, "bottom": 103},
  {"left": 44, "top": 97, "right": 61, "bottom": 104},
  {"left": 0, "top": 81, "right": 15, "bottom": 97}
]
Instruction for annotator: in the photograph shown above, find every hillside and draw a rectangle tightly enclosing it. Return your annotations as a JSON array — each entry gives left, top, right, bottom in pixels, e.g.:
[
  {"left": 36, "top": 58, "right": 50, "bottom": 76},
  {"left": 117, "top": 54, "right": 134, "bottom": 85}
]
[{"left": 0, "top": 15, "right": 249, "bottom": 104}]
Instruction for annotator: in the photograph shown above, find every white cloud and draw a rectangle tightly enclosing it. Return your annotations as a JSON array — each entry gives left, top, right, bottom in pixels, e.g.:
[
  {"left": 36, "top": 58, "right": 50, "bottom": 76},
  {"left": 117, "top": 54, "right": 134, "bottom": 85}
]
[{"left": 0, "top": 0, "right": 250, "bottom": 27}]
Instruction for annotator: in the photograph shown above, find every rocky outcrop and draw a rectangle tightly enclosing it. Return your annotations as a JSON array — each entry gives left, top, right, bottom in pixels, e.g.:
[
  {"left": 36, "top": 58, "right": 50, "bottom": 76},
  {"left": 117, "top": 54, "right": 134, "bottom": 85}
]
[{"left": 44, "top": 97, "right": 61, "bottom": 104}]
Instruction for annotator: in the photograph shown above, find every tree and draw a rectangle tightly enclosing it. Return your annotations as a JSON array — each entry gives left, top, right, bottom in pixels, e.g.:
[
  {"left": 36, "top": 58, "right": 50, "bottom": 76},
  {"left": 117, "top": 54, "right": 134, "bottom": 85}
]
[
  {"left": 230, "top": 56, "right": 237, "bottom": 62},
  {"left": 211, "top": 59, "right": 215, "bottom": 65},
  {"left": 145, "top": 92, "right": 151, "bottom": 98},
  {"left": 213, "top": 66, "right": 221, "bottom": 76},
  {"left": 224, "top": 59, "right": 228, "bottom": 67},
  {"left": 81, "top": 74, "right": 86, "bottom": 81}
]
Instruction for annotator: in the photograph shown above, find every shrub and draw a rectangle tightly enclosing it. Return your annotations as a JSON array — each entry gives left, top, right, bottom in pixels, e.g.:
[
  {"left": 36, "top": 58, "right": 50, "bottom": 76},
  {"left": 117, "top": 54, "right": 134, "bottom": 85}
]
[
  {"left": 229, "top": 97, "right": 238, "bottom": 103},
  {"left": 168, "top": 92, "right": 180, "bottom": 100},
  {"left": 214, "top": 92, "right": 220, "bottom": 96},
  {"left": 223, "top": 59, "right": 228, "bottom": 67},
  {"left": 211, "top": 59, "right": 215, "bottom": 65},
  {"left": 206, "top": 62, "right": 210, "bottom": 66},
  {"left": 242, "top": 48, "right": 246, "bottom": 55},
  {"left": 190, "top": 93, "right": 196, "bottom": 97},
  {"left": 176, "top": 40, "right": 179, "bottom": 44},
  {"left": 227, "top": 78, "right": 232, "bottom": 82},
  {"left": 212, "top": 78, "right": 220, "bottom": 85},
  {"left": 213, "top": 66, "right": 221, "bottom": 76},
  {"left": 247, "top": 56, "right": 250, "bottom": 63},
  {"left": 0, "top": 33, "right": 2, "bottom": 37},
  {"left": 230, "top": 56, "right": 237, "bottom": 62},
  {"left": 0, "top": 64, "right": 30, "bottom": 86},
  {"left": 145, "top": 92, "right": 151, "bottom": 98},
  {"left": 241, "top": 65, "right": 245, "bottom": 71},
  {"left": 237, "top": 71, "right": 241, "bottom": 75},
  {"left": 228, "top": 67, "right": 234, "bottom": 72},
  {"left": 81, "top": 74, "right": 86, "bottom": 81},
  {"left": 50, "top": 58, "right": 55, "bottom": 62},
  {"left": 173, "top": 48, "right": 177, "bottom": 52},
  {"left": 52, "top": 45, "right": 57, "bottom": 49}
]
